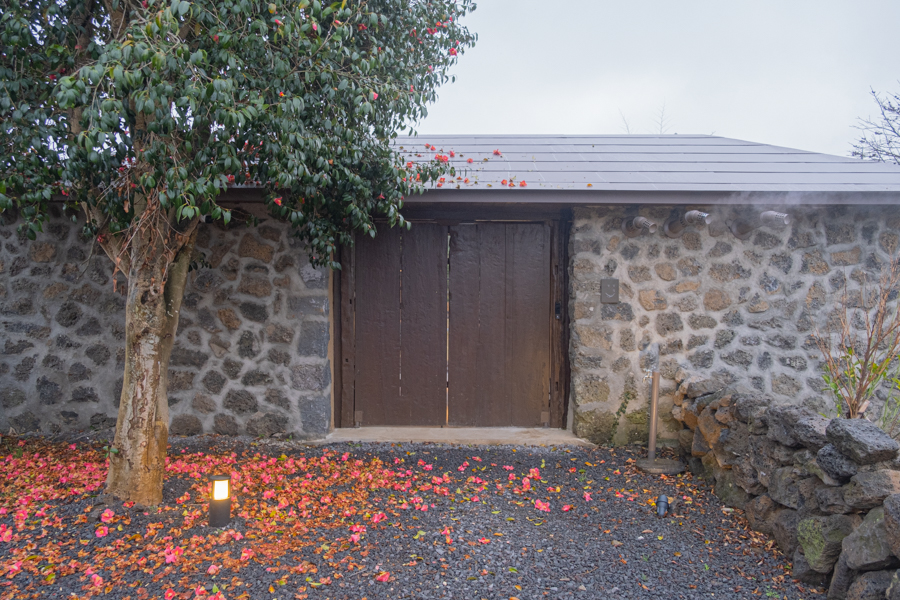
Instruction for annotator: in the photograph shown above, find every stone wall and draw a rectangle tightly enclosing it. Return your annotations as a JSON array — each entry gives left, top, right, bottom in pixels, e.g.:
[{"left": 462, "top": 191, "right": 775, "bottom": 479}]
[
  {"left": 0, "top": 208, "right": 333, "bottom": 439},
  {"left": 680, "top": 386, "right": 900, "bottom": 599},
  {"left": 568, "top": 203, "right": 900, "bottom": 446}
]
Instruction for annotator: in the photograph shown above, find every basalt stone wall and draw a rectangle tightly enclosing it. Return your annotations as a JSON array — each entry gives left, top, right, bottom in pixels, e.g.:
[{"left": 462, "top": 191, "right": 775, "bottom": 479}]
[
  {"left": 568, "top": 203, "right": 900, "bottom": 446},
  {"left": 680, "top": 388, "right": 900, "bottom": 599},
  {"left": 0, "top": 208, "right": 333, "bottom": 439}
]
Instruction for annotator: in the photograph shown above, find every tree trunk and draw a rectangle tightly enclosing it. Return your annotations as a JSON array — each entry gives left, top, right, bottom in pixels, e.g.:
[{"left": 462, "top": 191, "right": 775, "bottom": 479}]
[{"left": 105, "top": 224, "right": 197, "bottom": 505}]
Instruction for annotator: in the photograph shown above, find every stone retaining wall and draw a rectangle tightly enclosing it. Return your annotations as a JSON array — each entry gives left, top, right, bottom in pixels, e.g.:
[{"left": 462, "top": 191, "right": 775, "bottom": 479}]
[
  {"left": 679, "top": 385, "right": 900, "bottom": 599},
  {"left": 568, "top": 203, "right": 900, "bottom": 445},
  {"left": 0, "top": 208, "right": 333, "bottom": 439}
]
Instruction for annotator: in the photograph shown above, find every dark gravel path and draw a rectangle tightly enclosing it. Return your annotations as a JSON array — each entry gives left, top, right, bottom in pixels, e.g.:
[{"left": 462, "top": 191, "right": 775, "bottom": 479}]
[{"left": 0, "top": 435, "right": 819, "bottom": 600}]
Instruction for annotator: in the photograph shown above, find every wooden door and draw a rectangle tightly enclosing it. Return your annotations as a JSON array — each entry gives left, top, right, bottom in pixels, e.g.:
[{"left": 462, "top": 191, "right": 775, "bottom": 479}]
[
  {"left": 339, "top": 219, "right": 562, "bottom": 427},
  {"left": 352, "top": 224, "right": 447, "bottom": 426},
  {"left": 448, "top": 223, "right": 550, "bottom": 426}
]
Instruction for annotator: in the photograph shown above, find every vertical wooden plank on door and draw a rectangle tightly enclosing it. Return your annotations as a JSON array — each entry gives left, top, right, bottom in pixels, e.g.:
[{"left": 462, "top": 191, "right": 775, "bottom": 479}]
[
  {"left": 333, "top": 244, "right": 343, "bottom": 427},
  {"left": 549, "top": 218, "right": 572, "bottom": 428},
  {"left": 353, "top": 227, "right": 401, "bottom": 425},
  {"left": 505, "top": 223, "right": 551, "bottom": 426},
  {"left": 447, "top": 224, "right": 479, "bottom": 426},
  {"left": 476, "top": 224, "right": 508, "bottom": 426},
  {"left": 448, "top": 224, "right": 507, "bottom": 426},
  {"left": 399, "top": 224, "right": 448, "bottom": 425}
]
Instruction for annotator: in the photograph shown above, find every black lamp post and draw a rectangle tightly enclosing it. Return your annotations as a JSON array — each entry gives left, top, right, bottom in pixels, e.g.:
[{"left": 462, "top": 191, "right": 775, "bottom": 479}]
[{"left": 209, "top": 475, "right": 231, "bottom": 528}]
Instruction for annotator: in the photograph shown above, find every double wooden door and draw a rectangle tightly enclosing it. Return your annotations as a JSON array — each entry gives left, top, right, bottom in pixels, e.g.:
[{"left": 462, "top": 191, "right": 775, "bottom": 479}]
[{"left": 337, "top": 220, "right": 568, "bottom": 428}]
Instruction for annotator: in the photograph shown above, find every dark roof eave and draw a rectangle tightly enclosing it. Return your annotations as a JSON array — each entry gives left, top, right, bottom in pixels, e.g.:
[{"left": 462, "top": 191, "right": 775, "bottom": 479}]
[{"left": 408, "top": 188, "right": 900, "bottom": 205}]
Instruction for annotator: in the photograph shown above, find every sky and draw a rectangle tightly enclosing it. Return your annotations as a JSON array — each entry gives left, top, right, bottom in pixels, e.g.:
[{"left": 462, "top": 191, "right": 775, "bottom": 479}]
[{"left": 415, "top": 0, "right": 900, "bottom": 157}]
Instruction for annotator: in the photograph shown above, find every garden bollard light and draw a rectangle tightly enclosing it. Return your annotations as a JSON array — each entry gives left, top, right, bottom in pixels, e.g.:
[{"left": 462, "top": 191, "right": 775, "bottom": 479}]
[
  {"left": 656, "top": 495, "right": 669, "bottom": 518},
  {"left": 209, "top": 475, "right": 231, "bottom": 528}
]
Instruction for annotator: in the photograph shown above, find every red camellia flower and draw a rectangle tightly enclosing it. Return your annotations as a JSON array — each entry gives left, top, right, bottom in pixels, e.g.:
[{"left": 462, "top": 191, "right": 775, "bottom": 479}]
[
  {"left": 273, "top": 197, "right": 282, "bottom": 206},
  {"left": 449, "top": 48, "right": 457, "bottom": 56},
  {"left": 519, "top": 181, "right": 527, "bottom": 187},
  {"left": 492, "top": 149, "right": 502, "bottom": 155},
  {"left": 449, "top": 150, "right": 455, "bottom": 157},
  {"left": 466, "top": 158, "right": 473, "bottom": 163},
  {"left": 501, "top": 179, "right": 508, "bottom": 186}
]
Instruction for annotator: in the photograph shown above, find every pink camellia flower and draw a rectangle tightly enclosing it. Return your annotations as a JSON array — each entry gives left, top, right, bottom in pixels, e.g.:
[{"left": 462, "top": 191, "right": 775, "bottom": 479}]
[
  {"left": 207, "top": 564, "right": 219, "bottom": 575},
  {"left": 240, "top": 548, "right": 255, "bottom": 561},
  {"left": 350, "top": 534, "right": 360, "bottom": 543},
  {"left": 100, "top": 509, "right": 114, "bottom": 523},
  {"left": 195, "top": 584, "right": 208, "bottom": 596},
  {"left": 372, "top": 92, "right": 378, "bottom": 100},
  {"left": 371, "top": 512, "right": 386, "bottom": 524},
  {"left": 273, "top": 197, "right": 282, "bottom": 206},
  {"left": 91, "top": 574, "right": 103, "bottom": 587},
  {"left": 584, "top": 492, "right": 592, "bottom": 502},
  {"left": 375, "top": 571, "right": 390, "bottom": 582},
  {"left": 312, "top": 22, "right": 318, "bottom": 31},
  {"left": 534, "top": 500, "right": 550, "bottom": 512},
  {"left": 449, "top": 48, "right": 457, "bottom": 56},
  {"left": 95, "top": 526, "right": 109, "bottom": 538},
  {"left": 562, "top": 505, "right": 573, "bottom": 512},
  {"left": 164, "top": 590, "right": 176, "bottom": 600}
]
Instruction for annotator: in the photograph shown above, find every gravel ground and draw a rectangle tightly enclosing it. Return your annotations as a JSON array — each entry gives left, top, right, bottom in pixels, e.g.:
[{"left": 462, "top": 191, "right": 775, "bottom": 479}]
[{"left": 0, "top": 434, "right": 821, "bottom": 600}]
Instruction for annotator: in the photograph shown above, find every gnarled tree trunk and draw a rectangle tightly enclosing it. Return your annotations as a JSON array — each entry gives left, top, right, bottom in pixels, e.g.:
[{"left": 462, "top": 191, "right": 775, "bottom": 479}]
[{"left": 105, "top": 216, "right": 198, "bottom": 505}]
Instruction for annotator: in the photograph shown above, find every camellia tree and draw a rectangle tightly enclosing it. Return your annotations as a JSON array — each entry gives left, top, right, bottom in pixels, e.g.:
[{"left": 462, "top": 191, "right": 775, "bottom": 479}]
[{"left": 0, "top": 0, "right": 475, "bottom": 504}]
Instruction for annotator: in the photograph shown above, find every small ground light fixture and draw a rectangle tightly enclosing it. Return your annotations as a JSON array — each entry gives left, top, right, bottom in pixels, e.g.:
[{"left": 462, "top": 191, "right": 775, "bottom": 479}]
[
  {"left": 729, "top": 211, "right": 792, "bottom": 240},
  {"left": 209, "top": 474, "right": 231, "bottom": 527},
  {"left": 621, "top": 216, "right": 658, "bottom": 238},
  {"left": 656, "top": 495, "right": 669, "bottom": 518},
  {"left": 663, "top": 210, "right": 711, "bottom": 238}
]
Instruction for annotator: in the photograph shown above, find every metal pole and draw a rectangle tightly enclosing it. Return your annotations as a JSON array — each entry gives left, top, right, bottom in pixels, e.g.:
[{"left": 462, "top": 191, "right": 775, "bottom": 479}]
[{"left": 647, "top": 371, "right": 660, "bottom": 461}]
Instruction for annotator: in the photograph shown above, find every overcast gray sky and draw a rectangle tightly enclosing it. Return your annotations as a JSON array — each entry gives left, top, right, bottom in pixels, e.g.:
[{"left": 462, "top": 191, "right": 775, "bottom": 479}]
[{"left": 416, "top": 1, "right": 900, "bottom": 157}]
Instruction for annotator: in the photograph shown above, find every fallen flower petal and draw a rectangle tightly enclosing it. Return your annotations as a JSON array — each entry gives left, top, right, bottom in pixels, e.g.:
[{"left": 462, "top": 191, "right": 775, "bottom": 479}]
[{"left": 375, "top": 571, "right": 390, "bottom": 582}]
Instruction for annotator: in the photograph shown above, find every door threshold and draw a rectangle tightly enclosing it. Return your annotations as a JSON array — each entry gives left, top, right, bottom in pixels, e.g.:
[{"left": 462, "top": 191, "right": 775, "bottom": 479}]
[{"left": 322, "top": 427, "right": 594, "bottom": 447}]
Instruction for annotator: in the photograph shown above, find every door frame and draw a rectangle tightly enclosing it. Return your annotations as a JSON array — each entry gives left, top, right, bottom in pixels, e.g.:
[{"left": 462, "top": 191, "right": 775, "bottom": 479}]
[{"left": 333, "top": 204, "right": 572, "bottom": 428}]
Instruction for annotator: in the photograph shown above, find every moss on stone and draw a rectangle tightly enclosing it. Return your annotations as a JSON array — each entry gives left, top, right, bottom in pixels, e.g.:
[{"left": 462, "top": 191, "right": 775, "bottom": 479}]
[
  {"left": 573, "top": 408, "right": 617, "bottom": 445},
  {"left": 798, "top": 518, "right": 826, "bottom": 566}
]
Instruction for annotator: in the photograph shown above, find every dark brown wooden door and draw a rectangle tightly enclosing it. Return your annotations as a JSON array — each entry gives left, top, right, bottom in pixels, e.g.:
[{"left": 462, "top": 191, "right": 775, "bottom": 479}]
[
  {"left": 448, "top": 223, "right": 550, "bottom": 426},
  {"left": 343, "top": 221, "right": 555, "bottom": 427},
  {"left": 353, "top": 224, "right": 447, "bottom": 425}
]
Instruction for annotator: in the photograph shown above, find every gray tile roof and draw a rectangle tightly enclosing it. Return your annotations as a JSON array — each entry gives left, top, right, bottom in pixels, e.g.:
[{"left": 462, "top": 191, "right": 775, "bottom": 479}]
[{"left": 395, "top": 135, "right": 900, "bottom": 199}]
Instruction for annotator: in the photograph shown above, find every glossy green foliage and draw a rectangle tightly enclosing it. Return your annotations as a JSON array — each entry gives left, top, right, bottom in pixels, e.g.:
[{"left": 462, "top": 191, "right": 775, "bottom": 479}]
[{"left": 0, "top": 0, "right": 475, "bottom": 265}]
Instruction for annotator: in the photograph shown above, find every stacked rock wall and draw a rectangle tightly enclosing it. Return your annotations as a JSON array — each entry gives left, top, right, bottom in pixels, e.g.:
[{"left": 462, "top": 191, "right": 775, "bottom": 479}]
[
  {"left": 0, "top": 208, "right": 333, "bottom": 439},
  {"left": 568, "top": 203, "right": 900, "bottom": 446},
  {"left": 680, "top": 385, "right": 900, "bottom": 599}
]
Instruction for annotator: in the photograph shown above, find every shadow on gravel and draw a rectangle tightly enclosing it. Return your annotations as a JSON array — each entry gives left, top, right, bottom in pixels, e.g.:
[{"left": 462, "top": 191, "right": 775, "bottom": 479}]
[{"left": 0, "top": 434, "right": 818, "bottom": 600}]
